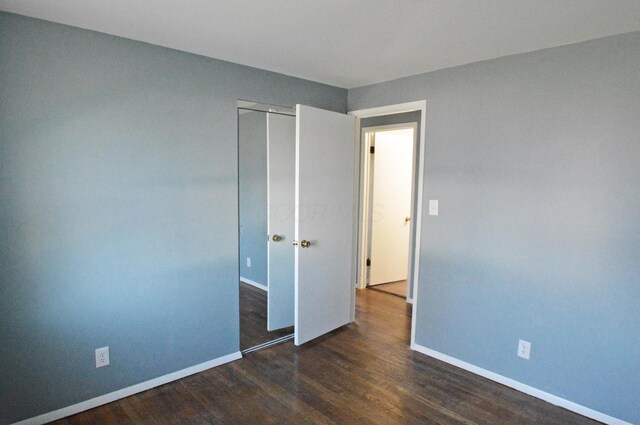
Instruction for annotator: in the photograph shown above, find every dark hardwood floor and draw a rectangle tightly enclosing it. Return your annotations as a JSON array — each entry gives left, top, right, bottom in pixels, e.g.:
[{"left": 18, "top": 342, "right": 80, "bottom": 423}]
[
  {"left": 240, "top": 281, "right": 293, "bottom": 350},
  {"left": 49, "top": 289, "right": 598, "bottom": 425}
]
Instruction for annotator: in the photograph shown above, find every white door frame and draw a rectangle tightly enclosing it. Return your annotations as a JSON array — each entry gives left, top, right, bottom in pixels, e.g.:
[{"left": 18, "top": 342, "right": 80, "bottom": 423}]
[{"left": 348, "top": 100, "right": 426, "bottom": 347}]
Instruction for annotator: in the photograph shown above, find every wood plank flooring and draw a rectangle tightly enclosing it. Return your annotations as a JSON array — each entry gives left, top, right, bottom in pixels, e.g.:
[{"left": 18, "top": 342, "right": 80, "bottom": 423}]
[
  {"left": 368, "top": 280, "right": 408, "bottom": 298},
  {"left": 240, "top": 282, "right": 293, "bottom": 350},
  {"left": 49, "top": 289, "right": 598, "bottom": 425}
]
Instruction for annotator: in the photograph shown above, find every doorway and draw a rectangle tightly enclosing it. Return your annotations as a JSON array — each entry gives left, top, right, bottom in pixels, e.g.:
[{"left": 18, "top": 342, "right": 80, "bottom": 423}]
[
  {"left": 364, "top": 124, "right": 416, "bottom": 299},
  {"left": 350, "top": 101, "right": 426, "bottom": 349}
]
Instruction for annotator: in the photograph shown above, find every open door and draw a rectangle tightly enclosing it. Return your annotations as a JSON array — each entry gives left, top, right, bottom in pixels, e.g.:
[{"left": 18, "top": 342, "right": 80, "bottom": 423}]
[
  {"left": 267, "top": 112, "right": 296, "bottom": 331},
  {"left": 369, "top": 128, "right": 414, "bottom": 286},
  {"left": 294, "top": 104, "right": 356, "bottom": 346}
]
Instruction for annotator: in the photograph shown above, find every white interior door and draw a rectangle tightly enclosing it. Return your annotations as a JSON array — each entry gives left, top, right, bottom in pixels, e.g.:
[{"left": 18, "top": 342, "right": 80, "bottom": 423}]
[
  {"left": 267, "top": 112, "right": 296, "bottom": 331},
  {"left": 294, "top": 104, "right": 356, "bottom": 346},
  {"left": 370, "top": 129, "right": 414, "bottom": 285}
]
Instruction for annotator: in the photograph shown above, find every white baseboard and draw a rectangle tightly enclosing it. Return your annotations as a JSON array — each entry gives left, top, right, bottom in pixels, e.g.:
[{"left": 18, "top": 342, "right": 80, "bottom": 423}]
[
  {"left": 411, "top": 344, "right": 630, "bottom": 425},
  {"left": 240, "top": 277, "right": 268, "bottom": 292},
  {"left": 406, "top": 297, "right": 413, "bottom": 304},
  {"left": 11, "top": 351, "right": 243, "bottom": 425}
]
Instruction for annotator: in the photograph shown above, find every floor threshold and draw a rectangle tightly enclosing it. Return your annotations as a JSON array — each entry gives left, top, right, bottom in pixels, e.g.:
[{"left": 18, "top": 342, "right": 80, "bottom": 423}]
[{"left": 241, "top": 333, "right": 294, "bottom": 355}]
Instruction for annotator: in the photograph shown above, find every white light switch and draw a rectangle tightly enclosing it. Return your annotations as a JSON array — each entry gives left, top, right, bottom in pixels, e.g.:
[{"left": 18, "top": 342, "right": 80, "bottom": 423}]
[{"left": 429, "top": 200, "right": 439, "bottom": 216}]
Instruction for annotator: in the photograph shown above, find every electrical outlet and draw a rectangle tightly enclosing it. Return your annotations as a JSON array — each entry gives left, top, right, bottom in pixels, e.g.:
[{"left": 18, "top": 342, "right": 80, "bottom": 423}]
[
  {"left": 517, "top": 339, "right": 531, "bottom": 360},
  {"left": 95, "top": 346, "right": 110, "bottom": 368},
  {"left": 246, "top": 257, "right": 251, "bottom": 268}
]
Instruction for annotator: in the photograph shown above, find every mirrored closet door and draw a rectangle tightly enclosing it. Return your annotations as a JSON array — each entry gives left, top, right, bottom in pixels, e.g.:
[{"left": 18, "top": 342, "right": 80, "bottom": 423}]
[{"left": 238, "top": 101, "right": 295, "bottom": 352}]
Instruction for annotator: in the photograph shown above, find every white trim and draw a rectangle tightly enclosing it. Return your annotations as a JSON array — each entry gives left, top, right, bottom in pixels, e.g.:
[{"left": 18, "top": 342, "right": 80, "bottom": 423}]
[
  {"left": 349, "top": 100, "right": 427, "bottom": 349},
  {"left": 350, "top": 100, "right": 427, "bottom": 119},
  {"left": 240, "top": 277, "right": 268, "bottom": 292},
  {"left": 350, "top": 113, "right": 360, "bottom": 323},
  {"left": 406, "top": 297, "right": 413, "bottom": 304},
  {"left": 292, "top": 104, "right": 302, "bottom": 345},
  {"left": 411, "top": 344, "right": 631, "bottom": 425},
  {"left": 11, "top": 351, "right": 243, "bottom": 425},
  {"left": 265, "top": 112, "right": 274, "bottom": 330},
  {"left": 293, "top": 104, "right": 301, "bottom": 342},
  {"left": 357, "top": 129, "right": 373, "bottom": 291},
  {"left": 410, "top": 102, "right": 426, "bottom": 349}
]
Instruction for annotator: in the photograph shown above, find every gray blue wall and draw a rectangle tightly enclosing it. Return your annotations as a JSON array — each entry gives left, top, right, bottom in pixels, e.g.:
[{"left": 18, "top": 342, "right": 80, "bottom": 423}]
[
  {"left": 350, "top": 32, "right": 640, "bottom": 423},
  {"left": 0, "top": 12, "right": 346, "bottom": 424},
  {"left": 238, "top": 111, "right": 268, "bottom": 286}
]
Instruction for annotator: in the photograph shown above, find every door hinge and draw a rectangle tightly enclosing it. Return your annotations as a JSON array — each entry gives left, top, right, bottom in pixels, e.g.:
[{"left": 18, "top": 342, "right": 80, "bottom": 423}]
[
  {"left": 370, "top": 146, "right": 375, "bottom": 154},
  {"left": 366, "top": 258, "right": 371, "bottom": 266}
]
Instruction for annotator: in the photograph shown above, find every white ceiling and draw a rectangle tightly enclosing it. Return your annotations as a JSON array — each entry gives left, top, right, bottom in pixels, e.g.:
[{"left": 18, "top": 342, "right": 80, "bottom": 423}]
[{"left": 2, "top": 0, "right": 640, "bottom": 88}]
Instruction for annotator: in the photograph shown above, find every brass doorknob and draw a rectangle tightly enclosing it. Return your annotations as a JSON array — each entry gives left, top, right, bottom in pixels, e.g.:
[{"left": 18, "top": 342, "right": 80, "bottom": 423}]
[
  {"left": 300, "top": 240, "right": 311, "bottom": 248},
  {"left": 405, "top": 216, "right": 411, "bottom": 222},
  {"left": 272, "top": 234, "right": 282, "bottom": 242}
]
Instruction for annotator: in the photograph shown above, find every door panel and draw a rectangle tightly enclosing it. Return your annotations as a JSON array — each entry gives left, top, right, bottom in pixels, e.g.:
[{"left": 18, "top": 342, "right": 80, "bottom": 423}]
[
  {"left": 294, "top": 105, "right": 356, "bottom": 346},
  {"left": 370, "top": 129, "right": 414, "bottom": 285},
  {"left": 267, "top": 113, "right": 296, "bottom": 331}
]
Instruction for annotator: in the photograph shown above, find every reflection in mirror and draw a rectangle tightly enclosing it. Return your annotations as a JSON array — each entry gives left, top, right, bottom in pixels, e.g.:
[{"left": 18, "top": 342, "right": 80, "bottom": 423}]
[
  {"left": 265, "top": 112, "right": 296, "bottom": 332},
  {"left": 238, "top": 102, "right": 295, "bottom": 352}
]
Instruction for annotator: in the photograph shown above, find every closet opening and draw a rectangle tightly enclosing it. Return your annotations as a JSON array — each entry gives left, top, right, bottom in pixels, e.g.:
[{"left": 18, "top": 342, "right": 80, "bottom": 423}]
[{"left": 237, "top": 100, "right": 296, "bottom": 353}]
